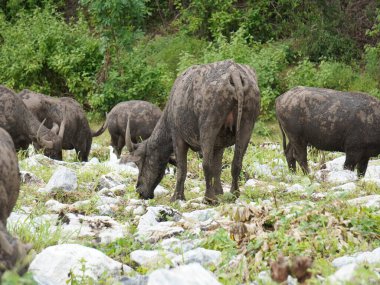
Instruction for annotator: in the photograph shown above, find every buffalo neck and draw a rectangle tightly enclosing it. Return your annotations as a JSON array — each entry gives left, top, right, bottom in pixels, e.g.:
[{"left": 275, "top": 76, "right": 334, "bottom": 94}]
[{"left": 146, "top": 111, "right": 173, "bottom": 164}]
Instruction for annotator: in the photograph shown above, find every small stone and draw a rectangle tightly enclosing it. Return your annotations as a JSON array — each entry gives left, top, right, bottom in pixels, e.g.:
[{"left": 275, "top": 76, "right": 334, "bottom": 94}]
[
  {"left": 98, "top": 172, "right": 125, "bottom": 189},
  {"left": 147, "top": 263, "right": 220, "bottom": 285},
  {"left": 286, "top": 184, "right": 305, "bottom": 193},
  {"left": 244, "top": 179, "right": 261, "bottom": 188},
  {"left": 20, "top": 171, "right": 44, "bottom": 185},
  {"left": 332, "top": 182, "right": 356, "bottom": 193},
  {"left": 45, "top": 200, "right": 68, "bottom": 213},
  {"left": 182, "top": 209, "right": 217, "bottom": 222},
  {"left": 130, "top": 249, "right": 178, "bottom": 267},
  {"left": 348, "top": 195, "right": 380, "bottom": 209},
  {"left": 120, "top": 275, "right": 148, "bottom": 285},
  {"left": 154, "top": 185, "right": 170, "bottom": 198},
  {"left": 133, "top": 205, "right": 146, "bottom": 216},
  {"left": 172, "top": 247, "right": 222, "bottom": 266},
  {"left": 39, "top": 166, "right": 77, "bottom": 193},
  {"left": 159, "top": 238, "right": 201, "bottom": 253}
]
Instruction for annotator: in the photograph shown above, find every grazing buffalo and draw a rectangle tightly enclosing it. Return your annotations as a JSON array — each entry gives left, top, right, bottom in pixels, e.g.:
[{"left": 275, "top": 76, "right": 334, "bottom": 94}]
[
  {"left": 19, "top": 90, "right": 93, "bottom": 161},
  {"left": 122, "top": 60, "right": 260, "bottom": 202},
  {"left": 93, "top": 100, "right": 163, "bottom": 158},
  {"left": 0, "top": 86, "right": 65, "bottom": 159},
  {"left": 0, "top": 127, "right": 19, "bottom": 225},
  {"left": 0, "top": 127, "right": 30, "bottom": 276},
  {"left": 276, "top": 86, "right": 380, "bottom": 176}
]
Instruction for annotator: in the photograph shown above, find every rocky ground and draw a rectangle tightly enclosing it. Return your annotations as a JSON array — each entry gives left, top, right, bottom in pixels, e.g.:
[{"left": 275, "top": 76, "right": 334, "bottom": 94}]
[{"left": 3, "top": 124, "right": 380, "bottom": 285}]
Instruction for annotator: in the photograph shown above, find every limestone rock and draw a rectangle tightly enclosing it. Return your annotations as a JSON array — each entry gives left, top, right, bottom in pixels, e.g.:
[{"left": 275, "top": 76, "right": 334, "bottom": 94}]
[{"left": 29, "top": 244, "right": 132, "bottom": 285}]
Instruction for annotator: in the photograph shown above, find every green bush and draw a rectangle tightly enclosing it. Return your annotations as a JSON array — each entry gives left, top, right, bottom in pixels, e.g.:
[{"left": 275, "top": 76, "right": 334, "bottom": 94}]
[
  {"left": 89, "top": 46, "right": 172, "bottom": 113},
  {"left": 286, "top": 59, "right": 380, "bottom": 98},
  {"left": 0, "top": 9, "right": 102, "bottom": 104}
]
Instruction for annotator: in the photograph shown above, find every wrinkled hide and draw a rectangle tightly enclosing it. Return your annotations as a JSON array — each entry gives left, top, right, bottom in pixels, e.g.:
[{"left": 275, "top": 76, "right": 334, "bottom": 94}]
[
  {"left": 276, "top": 86, "right": 380, "bottom": 176},
  {"left": 19, "top": 90, "right": 91, "bottom": 161},
  {"left": 122, "top": 60, "right": 260, "bottom": 202},
  {"left": 0, "top": 86, "right": 63, "bottom": 159},
  {"left": 93, "top": 100, "right": 162, "bottom": 158}
]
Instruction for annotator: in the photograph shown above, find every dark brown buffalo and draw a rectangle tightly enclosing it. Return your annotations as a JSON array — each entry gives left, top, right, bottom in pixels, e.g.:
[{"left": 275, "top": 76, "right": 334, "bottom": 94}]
[
  {"left": 122, "top": 60, "right": 260, "bottom": 202},
  {"left": 19, "top": 90, "right": 93, "bottom": 161},
  {"left": 93, "top": 100, "right": 163, "bottom": 158},
  {"left": 276, "top": 86, "right": 380, "bottom": 176},
  {"left": 0, "top": 127, "right": 19, "bottom": 225},
  {"left": 0, "top": 127, "right": 30, "bottom": 276},
  {"left": 0, "top": 86, "right": 65, "bottom": 159}
]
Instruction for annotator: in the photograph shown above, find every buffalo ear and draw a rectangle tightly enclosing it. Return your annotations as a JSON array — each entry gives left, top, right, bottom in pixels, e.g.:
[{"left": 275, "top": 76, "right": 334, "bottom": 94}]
[{"left": 120, "top": 153, "right": 141, "bottom": 164}]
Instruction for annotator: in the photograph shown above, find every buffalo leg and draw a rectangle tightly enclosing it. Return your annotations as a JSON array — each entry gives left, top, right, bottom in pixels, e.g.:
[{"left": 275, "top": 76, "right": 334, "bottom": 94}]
[
  {"left": 110, "top": 134, "right": 122, "bottom": 158},
  {"left": 285, "top": 143, "right": 296, "bottom": 172},
  {"left": 357, "top": 156, "right": 369, "bottom": 177},
  {"left": 231, "top": 116, "right": 256, "bottom": 196},
  {"left": 213, "top": 148, "right": 224, "bottom": 195},
  {"left": 293, "top": 142, "right": 309, "bottom": 174},
  {"left": 171, "top": 136, "right": 189, "bottom": 201},
  {"left": 344, "top": 151, "right": 361, "bottom": 172}
]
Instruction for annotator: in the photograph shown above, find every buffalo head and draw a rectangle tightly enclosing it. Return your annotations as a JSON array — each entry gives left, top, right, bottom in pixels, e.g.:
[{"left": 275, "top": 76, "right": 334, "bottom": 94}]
[
  {"left": 121, "top": 119, "right": 167, "bottom": 199},
  {"left": 34, "top": 117, "right": 66, "bottom": 160}
]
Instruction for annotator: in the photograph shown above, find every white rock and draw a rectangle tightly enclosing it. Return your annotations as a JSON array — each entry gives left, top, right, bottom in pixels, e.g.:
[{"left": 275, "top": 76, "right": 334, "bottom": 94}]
[
  {"left": 39, "top": 166, "right": 77, "bottom": 193},
  {"left": 316, "top": 169, "right": 357, "bottom": 184},
  {"left": 137, "top": 206, "right": 183, "bottom": 243},
  {"left": 332, "top": 247, "right": 380, "bottom": 268},
  {"left": 154, "top": 185, "right": 170, "bottom": 198},
  {"left": 253, "top": 162, "right": 272, "bottom": 178},
  {"left": 328, "top": 263, "right": 357, "bottom": 283},
  {"left": 172, "top": 248, "right": 221, "bottom": 266},
  {"left": 20, "top": 171, "right": 44, "bottom": 185},
  {"left": 159, "top": 238, "right": 200, "bottom": 253},
  {"left": 348, "top": 195, "right": 380, "bottom": 209},
  {"left": 365, "top": 165, "right": 380, "bottom": 179},
  {"left": 29, "top": 244, "right": 132, "bottom": 285},
  {"left": 130, "top": 250, "right": 178, "bottom": 267},
  {"left": 244, "top": 179, "right": 260, "bottom": 188},
  {"left": 71, "top": 200, "right": 91, "bottom": 208},
  {"left": 147, "top": 263, "right": 220, "bottom": 285},
  {"left": 98, "top": 172, "right": 125, "bottom": 189},
  {"left": 190, "top": 187, "right": 201, "bottom": 194},
  {"left": 45, "top": 200, "right": 68, "bottom": 213},
  {"left": 332, "top": 182, "right": 356, "bottom": 193},
  {"left": 286, "top": 183, "right": 305, "bottom": 193},
  {"left": 325, "top": 156, "right": 345, "bottom": 171},
  {"left": 182, "top": 209, "right": 217, "bottom": 222},
  {"left": 362, "top": 178, "right": 380, "bottom": 188},
  {"left": 60, "top": 213, "right": 128, "bottom": 244},
  {"left": 87, "top": 157, "right": 100, "bottom": 164},
  {"left": 133, "top": 205, "right": 147, "bottom": 216}
]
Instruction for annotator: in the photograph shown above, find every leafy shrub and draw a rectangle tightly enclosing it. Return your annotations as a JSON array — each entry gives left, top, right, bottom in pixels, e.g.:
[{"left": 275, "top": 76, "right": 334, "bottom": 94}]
[
  {"left": 286, "top": 59, "right": 380, "bottom": 98},
  {"left": 0, "top": 9, "right": 102, "bottom": 104},
  {"left": 89, "top": 46, "right": 172, "bottom": 113}
]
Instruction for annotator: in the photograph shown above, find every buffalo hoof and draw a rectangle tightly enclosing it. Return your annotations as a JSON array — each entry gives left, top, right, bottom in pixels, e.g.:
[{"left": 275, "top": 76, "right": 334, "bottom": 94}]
[
  {"left": 170, "top": 193, "right": 185, "bottom": 202},
  {"left": 203, "top": 196, "right": 218, "bottom": 205}
]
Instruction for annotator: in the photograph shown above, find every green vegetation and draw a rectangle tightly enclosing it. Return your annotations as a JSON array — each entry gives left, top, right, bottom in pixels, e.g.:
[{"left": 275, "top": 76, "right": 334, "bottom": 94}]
[{"left": 0, "top": 1, "right": 379, "bottom": 116}]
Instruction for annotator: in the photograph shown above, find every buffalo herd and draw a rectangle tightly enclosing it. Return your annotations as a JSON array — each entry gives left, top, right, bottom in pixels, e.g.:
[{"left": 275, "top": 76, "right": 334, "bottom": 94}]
[{"left": 1, "top": 59, "right": 380, "bottom": 274}]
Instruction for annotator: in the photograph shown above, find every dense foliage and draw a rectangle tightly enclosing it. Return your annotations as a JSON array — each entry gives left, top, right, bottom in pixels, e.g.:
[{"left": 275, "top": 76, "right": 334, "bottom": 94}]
[{"left": 0, "top": 0, "right": 379, "bottom": 117}]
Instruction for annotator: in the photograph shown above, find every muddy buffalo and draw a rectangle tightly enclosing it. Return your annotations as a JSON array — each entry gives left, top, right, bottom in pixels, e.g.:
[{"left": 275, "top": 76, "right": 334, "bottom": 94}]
[
  {"left": 19, "top": 90, "right": 93, "bottom": 161},
  {"left": 122, "top": 60, "right": 260, "bottom": 202},
  {"left": 0, "top": 127, "right": 30, "bottom": 276},
  {"left": 276, "top": 86, "right": 380, "bottom": 176},
  {"left": 0, "top": 86, "right": 65, "bottom": 159},
  {"left": 93, "top": 100, "right": 163, "bottom": 158}
]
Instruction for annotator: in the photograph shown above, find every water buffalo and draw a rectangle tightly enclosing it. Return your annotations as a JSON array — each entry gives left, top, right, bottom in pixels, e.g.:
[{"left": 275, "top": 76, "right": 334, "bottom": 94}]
[
  {"left": 276, "top": 86, "right": 380, "bottom": 176},
  {"left": 0, "top": 86, "right": 65, "bottom": 159},
  {"left": 19, "top": 90, "right": 93, "bottom": 161},
  {"left": 93, "top": 100, "right": 163, "bottom": 158},
  {"left": 0, "top": 127, "right": 30, "bottom": 276},
  {"left": 0, "top": 127, "right": 19, "bottom": 225},
  {"left": 122, "top": 60, "right": 260, "bottom": 202}
]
